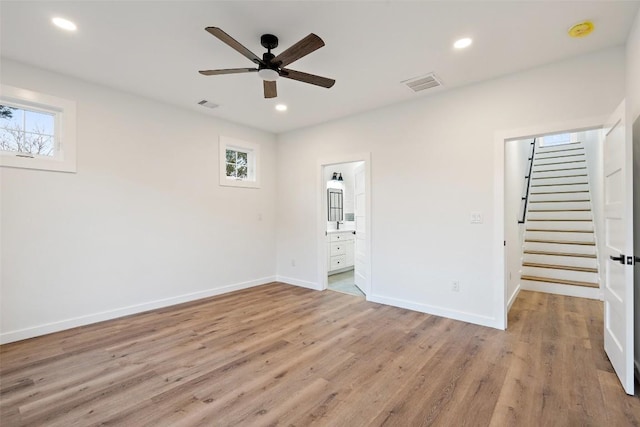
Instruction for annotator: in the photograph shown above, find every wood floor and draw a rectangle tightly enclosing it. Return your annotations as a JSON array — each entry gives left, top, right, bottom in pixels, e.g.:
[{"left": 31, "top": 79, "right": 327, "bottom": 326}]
[{"left": 1, "top": 283, "right": 639, "bottom": 426}]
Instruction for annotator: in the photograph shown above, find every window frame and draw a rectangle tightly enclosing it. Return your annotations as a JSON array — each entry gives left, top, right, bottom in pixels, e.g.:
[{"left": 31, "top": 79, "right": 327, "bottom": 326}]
[
  {"left": 0, "top": 84, "right": 77, "bottom": 173},
  {"left": 219, "top": 136, "right": 260, "bottom": 189}
]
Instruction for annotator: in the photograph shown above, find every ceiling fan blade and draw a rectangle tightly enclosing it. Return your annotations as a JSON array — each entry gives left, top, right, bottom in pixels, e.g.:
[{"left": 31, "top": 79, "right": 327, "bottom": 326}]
[
  {"left": 272, "top": 34, "right": 325, "bottom": 68},
  {"left": 205, "top": 27, "right": 263, "bottom": 65},
  {"left": 264, "top": 81, "right": 277, "bottom": 98},
  {"left": 280, "top": 68, "right": 335, "bottom": 88},
  {"left": 199, "top": 68, "right": 258, "bottom": 76}
]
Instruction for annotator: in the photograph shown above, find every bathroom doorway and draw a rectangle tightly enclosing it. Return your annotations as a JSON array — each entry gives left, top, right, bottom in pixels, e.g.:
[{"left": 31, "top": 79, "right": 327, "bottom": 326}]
[{"left": 318, "top": 155, "right": 371, "bottom": 298}]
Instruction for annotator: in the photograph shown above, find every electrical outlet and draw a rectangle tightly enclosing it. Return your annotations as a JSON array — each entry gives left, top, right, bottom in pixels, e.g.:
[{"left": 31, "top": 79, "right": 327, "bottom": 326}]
[
  {"left": 291, "top": 259, "right": 296, "bottom": 267},
  {"left": 452, "top": 281, "right": 460, "bottom": 292}
]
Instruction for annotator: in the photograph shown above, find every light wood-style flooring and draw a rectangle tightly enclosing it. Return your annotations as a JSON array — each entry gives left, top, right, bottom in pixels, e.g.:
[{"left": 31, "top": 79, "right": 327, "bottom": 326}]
[{"left": 1, "top": 283, "right": 639, "bottom": 426}]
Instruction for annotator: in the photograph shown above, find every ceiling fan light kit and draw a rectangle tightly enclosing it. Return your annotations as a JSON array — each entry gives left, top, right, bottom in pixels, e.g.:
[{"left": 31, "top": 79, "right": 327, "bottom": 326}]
[{"left": 199, "top": 27, "right": 335, "bottom": 99}]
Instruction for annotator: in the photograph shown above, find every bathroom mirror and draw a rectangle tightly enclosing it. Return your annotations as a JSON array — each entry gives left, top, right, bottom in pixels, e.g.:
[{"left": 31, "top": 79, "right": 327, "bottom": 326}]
[{"left": 327, "top": 189, "right": 343, "bottom": 221}]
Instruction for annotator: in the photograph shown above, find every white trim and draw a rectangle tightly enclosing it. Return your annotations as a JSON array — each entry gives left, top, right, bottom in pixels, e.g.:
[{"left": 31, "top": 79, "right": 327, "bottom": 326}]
[
  {"left": 0, "top": 84, "right": 77, "bottom": 173},
  {"left": 495, "top": 115, "right": 608, "bottom": 330},
  {"left": 219, "top": 135, "right": 260, "bottom": 188},
  {"left": 317, "top": 153, "right": 372, "bottom": 296},
  {"left": 507, "top": 284, "right": 521, "bottom": 311},
  {"left": 0, "top": 276, "right": 276, "bottom": 344},
  {"left": 521, "top": 281, "right": 602, "bottom": 300},
  {"left": 276, "top": 275, "right": 322, "bottom": 291},
  {"left": 368, "top": 293, "right": 499, "bottom": 329}
]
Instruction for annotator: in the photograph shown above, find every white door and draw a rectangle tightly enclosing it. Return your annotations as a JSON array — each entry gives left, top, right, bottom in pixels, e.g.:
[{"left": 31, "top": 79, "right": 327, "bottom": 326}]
[
  {"left": 603, "top": 100, "right": 635, "bottom": 395},
  {"left": 354, "top": 163, "right": 367, "bottom": 294}
]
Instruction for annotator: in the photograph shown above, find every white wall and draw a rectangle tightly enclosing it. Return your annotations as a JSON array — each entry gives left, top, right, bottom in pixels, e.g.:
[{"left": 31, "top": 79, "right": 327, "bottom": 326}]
[
  {"left": 0, "top": 60, "right": 277, "bottom": 343},
  {"left": 627, "top": 9, "right": 640, "bottom": 121},
  {"left": 276, "top": 47, "right": 625, "bottom": 328},
  {"left": 627, "top": 8, "right": 640, "bottom": 376},
  {"left": 577, "top": 129, "right": 605, "bottom": 284},
  {"left": 505, "top": 139, "right": 531, "bottom": 309}
]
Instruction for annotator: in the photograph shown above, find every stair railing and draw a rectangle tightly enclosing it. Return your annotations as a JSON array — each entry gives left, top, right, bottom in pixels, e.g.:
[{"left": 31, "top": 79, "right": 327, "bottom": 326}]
[{"left": 518, "top": 138, "right": 536, "bottom": 224}]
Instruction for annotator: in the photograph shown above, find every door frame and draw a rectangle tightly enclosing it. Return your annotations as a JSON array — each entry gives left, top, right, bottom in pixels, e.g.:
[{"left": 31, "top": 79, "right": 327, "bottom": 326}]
[
  {"left": 317, "top": 153, "right": 372, "bottom": 296},
  {"left": 494, "top": 115, "right": 608, "bottom": 329}
]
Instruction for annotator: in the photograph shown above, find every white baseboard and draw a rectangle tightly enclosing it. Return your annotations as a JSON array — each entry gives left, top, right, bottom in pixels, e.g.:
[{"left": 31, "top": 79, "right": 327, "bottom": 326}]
[
  {"left": 521, "top": 281, "right": 601, "bottom": 300},
  {"left": 276, "top": 275, "right": 322, "bottom": 291},
  {"left": 0, "top": 276, "right": 276, "bottom": 345},
  {"left": 507, "top": 284, "right": 521, "bottom": 312},
  {"left": 367, "top": 293, "right": 500, "bottom": 329}
]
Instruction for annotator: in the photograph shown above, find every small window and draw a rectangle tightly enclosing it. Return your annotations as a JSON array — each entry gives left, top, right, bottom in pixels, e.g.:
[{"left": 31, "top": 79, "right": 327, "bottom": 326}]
[
  {"left": 0, "top": 85, "right": 76, "bottom": 173},
  {"left": 219, "top": 136, "right": 260, "bottom": 188},
  {"left": 539, "top": 132, "right": 577, "bottom": 147},
  {"left": 1, "top": 105, "right": 56, "bottom": 156}
]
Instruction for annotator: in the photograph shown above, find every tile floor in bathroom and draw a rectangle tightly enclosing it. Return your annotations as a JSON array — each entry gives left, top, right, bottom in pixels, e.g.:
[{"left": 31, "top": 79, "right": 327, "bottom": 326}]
[{"left": 327, "top": 269, "right": 365, "bottom": 297}]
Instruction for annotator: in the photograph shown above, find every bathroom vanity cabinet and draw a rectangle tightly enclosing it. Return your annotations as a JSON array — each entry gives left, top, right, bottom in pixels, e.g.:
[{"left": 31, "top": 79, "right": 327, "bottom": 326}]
[{"left": 327, "top": 231, "right": 354, "bottom": 274}]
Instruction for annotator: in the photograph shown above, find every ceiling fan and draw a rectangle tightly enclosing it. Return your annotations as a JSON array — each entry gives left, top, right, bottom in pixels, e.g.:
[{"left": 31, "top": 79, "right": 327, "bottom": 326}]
[{"left": 199, "top": 27, "right": 335, "bottom": 99}]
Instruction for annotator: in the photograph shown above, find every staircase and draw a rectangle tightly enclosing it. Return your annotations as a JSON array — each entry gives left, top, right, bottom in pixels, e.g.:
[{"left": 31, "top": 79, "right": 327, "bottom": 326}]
[{"left": 520, "top": 141, "right": 601, "bottom": 297}]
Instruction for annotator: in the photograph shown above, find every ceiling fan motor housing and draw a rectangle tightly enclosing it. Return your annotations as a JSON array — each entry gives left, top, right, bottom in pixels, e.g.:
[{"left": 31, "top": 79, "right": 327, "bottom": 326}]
[{"left": 260, "top": 34, "right": 278, "bottom": 51}]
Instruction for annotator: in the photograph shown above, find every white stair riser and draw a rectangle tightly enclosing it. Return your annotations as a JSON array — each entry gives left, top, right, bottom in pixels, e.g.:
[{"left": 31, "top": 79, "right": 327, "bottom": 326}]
[
  {"left": 536, "top": 141, "right": 582, "bottom": 153},
  {"left": 531, "top": 170, "right": 587, "bottom": 179},
  {"left": 526, "top": 211, "right": 592, "bottom": 221},
  {"left": 529, "top": 183, "right": 590, "bottom": 193},
  {"left": 520, "top": 280, "right": 601, "bottom": 298},
  {"left": 525, "top": 221, "right": 593, "bottom": 231},
  {"left": 523, "top": 253, "right": 598, "bottom": 269},
  {"left": 533, "top": 161, "right": 586, "bottom": 171},
  {"left": 525, "top": 230, "right": 594, "bottom": 242},
  {"left": 534, "top": 153, "right": 585, "bottom": 162},
  {"left": 524, "top": 241, "right": 597, "bottom": 254},
  {"left": 528, "top": 201, "right": 591, "bottom": 211},
  {"left": 529, "top": 193, "right": 590, "bottom": 202},
  {"left": 532, "top": 163, "right": 587, "bottom": 173},
  {"left": 530, "top": 176, "right": 589, "bottom": 186},
  {"left": 521, "top": 266, "right": 599, "bottom": 283}
]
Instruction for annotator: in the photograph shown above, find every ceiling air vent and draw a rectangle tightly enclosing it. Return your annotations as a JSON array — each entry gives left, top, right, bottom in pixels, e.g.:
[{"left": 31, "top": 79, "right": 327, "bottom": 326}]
[
  {"left": 198, "top": 99, "right": 219, "bottom": 109},
  {"left": 402, "top": 73, "right": 442, "bottom": 93}
]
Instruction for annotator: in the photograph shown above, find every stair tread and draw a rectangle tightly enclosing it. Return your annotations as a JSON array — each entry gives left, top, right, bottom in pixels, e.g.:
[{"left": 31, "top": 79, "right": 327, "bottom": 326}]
[
  {"left": 529, "top": 209, "right": 591, "bottom": 212},
  {"left": 521, "top": 275, "right": 599, "bottom": 288},
  {"left": 530, "top": 191, "right": 589, "bottom": 194},
  {"left": 532, "top": 167, "right": 587, "bottom": 172},
  {"left": 524, "top": 250, "right": 597, "bottom": 258},
  {"left": 526, "top": 219, "right": 592, "bottom": 222},
  {"left": 529, "top": 199, "right": 590, "bottom": 203},
  {"left": 533, "top": 160, "right": 586, "bottom": 166},
  {"left": 536, "top": 146, "right": 584, "bottom": 154},
  {"left": 523, "top": 262, "right": 597, "bottom": 273},
  {"left": 535, "top": 154, "right": 585, "bottom": 160},
  {"left": 525, "top": 239, "right": 595, "bottom": 245},
  {"left": 531, "top": 182, "right": 589, "bottom": 187},
  {"left": 532, "top": 174, "right": 587, "bottom": 180},
  {"left": 526, "top": 229, "right": 593, "bottom": 233}
]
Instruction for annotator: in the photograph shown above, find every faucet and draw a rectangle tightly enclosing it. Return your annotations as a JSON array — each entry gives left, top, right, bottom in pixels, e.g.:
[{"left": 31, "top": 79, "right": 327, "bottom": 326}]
[{"left": 337, "top": 220, "right": 343, "bottom": 230}]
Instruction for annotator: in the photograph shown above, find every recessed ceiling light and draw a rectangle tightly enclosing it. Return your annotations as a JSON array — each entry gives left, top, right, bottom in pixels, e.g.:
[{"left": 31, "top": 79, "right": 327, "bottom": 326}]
[
  {"left": 52, "top": 17, "right": 77, "bottom": 32},
  {"left": 568, "top": 21, "right": 594, "bottom": 38},
  {"left": 275, "top": 104, "right": 287, "bottom": 112},
  {"left": 453, "top": 38, "right": 472, "bottom": 49}
]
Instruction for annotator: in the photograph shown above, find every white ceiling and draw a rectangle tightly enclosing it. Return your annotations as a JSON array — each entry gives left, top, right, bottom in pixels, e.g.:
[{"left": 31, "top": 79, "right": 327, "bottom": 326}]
[{"left": 1, "top": 1, "right": 638, "bottom": 134}]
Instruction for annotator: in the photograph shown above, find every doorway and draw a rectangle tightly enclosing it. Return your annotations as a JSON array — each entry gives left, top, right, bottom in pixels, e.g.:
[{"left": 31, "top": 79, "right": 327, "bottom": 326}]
[
  {"left": 495, "top": 115, "right": 609, "bottom": 329},
  {"left": 318, "top": 154, "right": 371, "bottom": 297}
]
